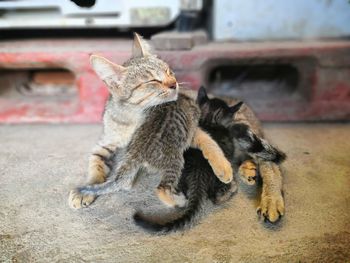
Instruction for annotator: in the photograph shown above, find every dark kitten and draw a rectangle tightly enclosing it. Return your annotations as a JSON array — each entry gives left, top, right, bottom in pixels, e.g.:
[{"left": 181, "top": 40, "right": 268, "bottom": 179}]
[{"left": 197, "top": 87, "right": 286, "bottom": 164}]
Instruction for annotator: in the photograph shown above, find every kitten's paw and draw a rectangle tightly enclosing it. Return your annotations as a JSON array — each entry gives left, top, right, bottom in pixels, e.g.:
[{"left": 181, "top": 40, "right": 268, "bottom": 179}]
[
  {"left": 214, "top": 181, "right": 238, "bottom": 204},
  {"left": 212, "top": 158, "right": 233, "bottom": 184},
  {"left": 257, "top": 191, "right": 285, "bottom": 223},
  {"left": 68, "top": 189, "right": 96, "bottom": 209},
  {"left": 238, "top": 160, "right": 257, "bottom": 185},
  {"left": 156, "top": 185, "right": 187, "bottom": 207}
]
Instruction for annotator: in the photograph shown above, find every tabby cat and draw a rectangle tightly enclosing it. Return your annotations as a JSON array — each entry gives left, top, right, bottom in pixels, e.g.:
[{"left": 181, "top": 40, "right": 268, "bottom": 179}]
[
  {"left": 133, "top": 87, "right": 286, "bottom": 232},
  {"left": 68, "top": 33, "right": 233, "bottom": 209}
]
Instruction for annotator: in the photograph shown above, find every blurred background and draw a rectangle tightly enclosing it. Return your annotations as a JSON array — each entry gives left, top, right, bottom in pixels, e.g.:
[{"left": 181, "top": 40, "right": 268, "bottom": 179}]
[{"left": 0, "top": 0, "right": 349, "bottom": 123}]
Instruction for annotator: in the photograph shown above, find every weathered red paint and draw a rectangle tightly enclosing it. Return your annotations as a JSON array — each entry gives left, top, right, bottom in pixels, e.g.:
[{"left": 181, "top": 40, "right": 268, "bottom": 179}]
[
  {"left": 319, "top": 83, "right": 350, "bottom": 101},
  {"left": 0, "top": 39, "right": 349, "bottom": 123}
]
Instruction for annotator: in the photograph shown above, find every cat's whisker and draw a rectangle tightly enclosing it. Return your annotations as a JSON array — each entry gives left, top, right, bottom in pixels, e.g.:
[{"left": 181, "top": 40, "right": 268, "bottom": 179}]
[
  {"left": 178, "top": 82, "right": 192, "bottom": 88},
  {"left": 179, "top": 86, "right": 192, "bottom": 90}
]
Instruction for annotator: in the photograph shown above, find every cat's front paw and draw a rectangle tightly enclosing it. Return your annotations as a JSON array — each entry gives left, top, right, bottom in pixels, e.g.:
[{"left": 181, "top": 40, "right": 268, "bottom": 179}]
[
  {"left": 257, "top": 191, "right": 284, "bottom": 223},
  {"left": 68, "top": 189, "right": 96, "bottom": 209},
  {"left": 211, "top": 158, "right": 233, "bottom": 184},
  {"left": 156, "top": 185, "right": 187, "bottom": 207},
  {"left": 238, "top": 160, "right": 257, "bottom": 185}
]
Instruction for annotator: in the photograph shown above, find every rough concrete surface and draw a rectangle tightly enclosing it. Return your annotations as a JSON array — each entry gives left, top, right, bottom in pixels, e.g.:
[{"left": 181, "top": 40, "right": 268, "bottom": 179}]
[{"left": 0, "top": 123, "right": 349, "bottom": 263}]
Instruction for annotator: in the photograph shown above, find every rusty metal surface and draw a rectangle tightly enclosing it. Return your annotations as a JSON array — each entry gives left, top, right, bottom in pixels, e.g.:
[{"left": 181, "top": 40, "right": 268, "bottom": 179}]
[{"left": 0, "top": 39, "right": 349, "bottom": 123}]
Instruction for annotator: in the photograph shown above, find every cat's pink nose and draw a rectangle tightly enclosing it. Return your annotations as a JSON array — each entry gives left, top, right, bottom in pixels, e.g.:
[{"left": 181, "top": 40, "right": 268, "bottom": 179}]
[{"left": 168, "top": 81, "right": 177, "bottom": 90}]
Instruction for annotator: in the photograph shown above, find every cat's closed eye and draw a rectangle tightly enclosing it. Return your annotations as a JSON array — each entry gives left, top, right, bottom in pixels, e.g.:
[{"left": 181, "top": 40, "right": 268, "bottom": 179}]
[{"left": 146, "top": 79, "right": 162, "bottom": 84}]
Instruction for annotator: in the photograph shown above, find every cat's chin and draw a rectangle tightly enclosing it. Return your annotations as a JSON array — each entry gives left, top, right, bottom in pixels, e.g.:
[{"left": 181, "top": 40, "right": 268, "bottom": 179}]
[{"left": 168, "top": 91, "right": 178, "bottom": 102}]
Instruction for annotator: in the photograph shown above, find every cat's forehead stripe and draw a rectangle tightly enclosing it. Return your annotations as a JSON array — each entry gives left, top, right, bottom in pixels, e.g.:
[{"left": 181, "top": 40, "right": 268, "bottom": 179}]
[{"left": 128, "top": 58, "right": 170, "bottom": 83}]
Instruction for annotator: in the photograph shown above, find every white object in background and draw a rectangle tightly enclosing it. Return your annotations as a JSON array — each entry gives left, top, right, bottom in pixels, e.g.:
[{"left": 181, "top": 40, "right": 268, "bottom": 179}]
[
  {"left": 180, "top": 0, "right": 203, "bottom": 11},
  {"left": 0, "top": 0, "right": 180, "bottom": 29},
  {"left": 213, "top": 0, "right": 350, "bottom": 41}
]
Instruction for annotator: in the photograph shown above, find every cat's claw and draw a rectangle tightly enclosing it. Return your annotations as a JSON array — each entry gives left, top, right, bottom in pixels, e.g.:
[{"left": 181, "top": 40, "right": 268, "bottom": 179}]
[
  {"left": 257, "top": 191, "right": 285, "bottom": 223},
  {"left": 68, "top": 189, "right": 96, "bottom": 209},
  {"left": 238, "top": 160, "right": 257, "bottom": 185}
]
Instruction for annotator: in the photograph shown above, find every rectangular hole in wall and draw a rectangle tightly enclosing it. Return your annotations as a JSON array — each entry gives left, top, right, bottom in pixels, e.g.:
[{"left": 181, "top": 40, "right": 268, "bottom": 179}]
[
  {"left": 207, "top": 64, "right": 301, "bottom": 102},
  {"left": 0, "top": 68, "right": 77, "bottom": 99}
]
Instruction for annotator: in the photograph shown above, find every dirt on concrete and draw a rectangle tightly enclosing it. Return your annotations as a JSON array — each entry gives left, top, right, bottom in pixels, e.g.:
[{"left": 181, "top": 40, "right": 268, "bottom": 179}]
[{"left": 0, "top": 123, "right": 349, "bottom": 263}]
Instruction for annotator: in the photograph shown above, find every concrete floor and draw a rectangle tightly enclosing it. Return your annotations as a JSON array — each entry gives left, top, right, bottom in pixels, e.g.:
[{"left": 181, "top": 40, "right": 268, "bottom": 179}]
[{"left": 0, "top": 123, "right": 349, "bottom": 262}]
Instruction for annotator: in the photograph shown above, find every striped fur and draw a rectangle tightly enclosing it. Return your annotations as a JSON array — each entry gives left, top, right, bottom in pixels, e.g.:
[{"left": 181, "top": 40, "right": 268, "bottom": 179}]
[
  {"left": 133, "top": 129, "right": 237, "bottom": 233},
  {"left": 132, "top": 87, "right": 287, "bottom": 232},
  {"left": 78, "top": 93, "right": 201, "bottom": 198},
  {"left": 69, "top": 35, "right": 233, "bottom": 210},
  {"left": 69, "top": 33, "right": 178, "bottom": 209},
  {"left": 132, "top": 99, "right": 242, "bottom": 233}
]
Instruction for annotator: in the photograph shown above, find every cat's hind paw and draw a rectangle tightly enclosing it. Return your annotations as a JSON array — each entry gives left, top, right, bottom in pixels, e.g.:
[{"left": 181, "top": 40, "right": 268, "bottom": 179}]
[
  {"left": 68, "top": 189, "right": 96, "bottom": 209},
  {"left": 238, "top": 160, "right": 257, "bottom": 185},
  {"left": 156, "top": 185, "right": 187, "bottom": 208},
  {"left": 257, "top": 191, "right": 285, "bottom": 223}
]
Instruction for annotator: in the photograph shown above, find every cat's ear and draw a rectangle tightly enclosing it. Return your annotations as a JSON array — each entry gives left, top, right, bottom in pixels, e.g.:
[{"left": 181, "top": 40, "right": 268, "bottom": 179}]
[
  {"left": 132, "top": 32, "right": 151, "bottom": 58},
  {"left": 90, "top": 54, "right": 127, "bottom": 91},
  {"left": 229, "top": 101, "right": 243, "bottom": 114},
  {"left": 197, "top": 86, "right": 209, "bottom": 105}
]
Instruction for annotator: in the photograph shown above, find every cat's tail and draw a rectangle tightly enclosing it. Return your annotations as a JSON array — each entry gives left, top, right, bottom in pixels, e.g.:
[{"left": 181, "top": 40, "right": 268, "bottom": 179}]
[
  {"left": 230, "top": 123, "right": 286, "bottom": 164},
  {"left": 133, "top": 174, "right": 206, "bottom": 233},
  {"left": 77, "top": 180, "right": 120, "bottom": 196}
]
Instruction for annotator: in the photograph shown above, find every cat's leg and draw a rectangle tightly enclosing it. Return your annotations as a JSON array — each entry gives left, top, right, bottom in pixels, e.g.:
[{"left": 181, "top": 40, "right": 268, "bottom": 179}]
[
  {"left": 77, "top": 159, "right": 140, "bottom": 196},
  {"left": 111, "top": 159, "right": 140, "bottom": 191},
  {"left": 156, "top": 161, "right": 187, "bottom": 208},
  {"left": 257, "top": 161, "right": 285, "bottom": 223},
  {"left": 191, "top": 127, "right": 234, "bottom": 184},
  {"left": 238, "top": 160, "right": 258, "bottom": 185},
  {"left": 68, "top": 140, "right": 117, "bottom": 209}
]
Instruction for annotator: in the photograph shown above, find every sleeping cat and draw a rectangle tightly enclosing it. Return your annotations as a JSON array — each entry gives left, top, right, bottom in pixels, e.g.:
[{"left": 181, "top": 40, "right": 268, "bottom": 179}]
[
  {"left": 69, "top": 33, "right": 233, "bottom": 209},
  {"left": 133, "top": 87, "right": 286, "bottom": 232}
]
